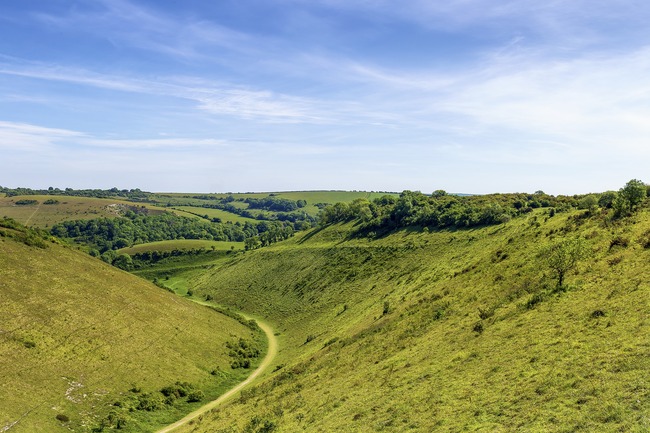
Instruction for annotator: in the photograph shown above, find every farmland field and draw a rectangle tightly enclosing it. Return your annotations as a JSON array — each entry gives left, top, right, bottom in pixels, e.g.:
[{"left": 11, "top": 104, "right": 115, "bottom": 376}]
[
  {"left": 0, "top": 195, "right": 165, "bottom": 228},
  {"left": 172, "top": 206, "right": 258, "bottom": 224}
]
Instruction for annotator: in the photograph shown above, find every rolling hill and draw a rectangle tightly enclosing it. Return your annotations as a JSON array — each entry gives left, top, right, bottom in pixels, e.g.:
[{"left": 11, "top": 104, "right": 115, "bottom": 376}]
[
  {"left": 164, "top": 203, "right": 650, "bottom": 432},
  {"left": 0, "top": 219, "right": 264, "bottom": 433}
]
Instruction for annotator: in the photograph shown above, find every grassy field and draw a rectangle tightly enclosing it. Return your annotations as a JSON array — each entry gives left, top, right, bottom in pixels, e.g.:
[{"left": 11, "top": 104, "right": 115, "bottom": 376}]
[
  {"left": 0, "top": 195, "right": 166, "bottom": 228},
  {"left": 0, "top": 191, "right": 398, "bottom": 230},
  {"left": 172, "top": 206, "right": 258, "bottom": 224},
  {"left": 118, "top": 239, "right": 244, "bottom": 255},
  {"left": 150, "top": 191, "right": 399, "bottom": 218},
  {"left": 0, "top": 223, "right": 263, "bottom": 433},
  {"left": 155, "top": 206, "right": 650, "bottom": 433}
]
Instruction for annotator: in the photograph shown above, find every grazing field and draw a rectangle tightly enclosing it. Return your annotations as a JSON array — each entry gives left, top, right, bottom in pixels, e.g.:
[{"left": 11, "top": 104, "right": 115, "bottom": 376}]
[
  {"left": 118, "top": 239, "right": 244, "bottom": 255},
  {"left": 172, "top": 206, "right": 258, "bottom": 224},
  {"left": 0, "top": 191, "right": 399, "bottom": 231},
  {"left": 0, "top": 221, "right": 264, "bottom": 433},
  {"left": 0, "top": 195, "right": 165, "bottom": 228},
  {"left": 151, "top": 191, "right": 398, "bottom": 222},
  {"left": 162, "top": 205, "right": 650, "bottom": 433}
]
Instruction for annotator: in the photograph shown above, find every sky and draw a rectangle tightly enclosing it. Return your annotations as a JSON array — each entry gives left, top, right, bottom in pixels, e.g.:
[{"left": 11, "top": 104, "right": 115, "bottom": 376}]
[{"left": 1, "top": 0, "right": 650, "bottom": 194}]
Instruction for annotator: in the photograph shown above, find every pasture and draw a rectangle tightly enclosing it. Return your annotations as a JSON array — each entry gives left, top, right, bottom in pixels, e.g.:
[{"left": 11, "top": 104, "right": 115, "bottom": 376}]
[{"left": 0, "top": 195, "right": 165, "bottom": 228}]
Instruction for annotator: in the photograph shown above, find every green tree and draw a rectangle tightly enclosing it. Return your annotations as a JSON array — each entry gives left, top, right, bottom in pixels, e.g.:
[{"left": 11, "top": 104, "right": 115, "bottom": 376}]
[
  {"left": 578, "top": 194, "right": 598, "bottom": 214},
  {"left": 619, "top": 179, "right": 646, "bottom": 211},
  {"left": 113, "top": 253, "right": 133, "bottom": 271},
  {"left": 598, "top": 191, "right": 617, "bottom": 209},
  {"left": 539, "top": 237, "right": 591, "bottom": 288}
]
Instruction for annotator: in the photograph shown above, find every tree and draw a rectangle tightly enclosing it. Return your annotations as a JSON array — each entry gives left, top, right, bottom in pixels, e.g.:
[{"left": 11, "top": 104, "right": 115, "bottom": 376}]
[
  {"left": 113, "top": 253, "right": 133, "bottom": 271},
  {"left": 578, "top": 194, "right": 598, "bottom": 214},
  {"left": 539, "top": 237, "right": 590, "bottom": 288},
  {"left": 598, "top": 191, "right": 617, "bottom": 209},
  {"left": 619, "top": 179, "right": 646, "bottom": 211}
]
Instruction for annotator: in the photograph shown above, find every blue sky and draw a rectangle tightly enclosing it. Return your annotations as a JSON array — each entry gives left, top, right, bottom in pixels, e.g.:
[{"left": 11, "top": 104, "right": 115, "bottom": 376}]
[{"left": 1, "top": 0, "right": 649, "bottom": 194}]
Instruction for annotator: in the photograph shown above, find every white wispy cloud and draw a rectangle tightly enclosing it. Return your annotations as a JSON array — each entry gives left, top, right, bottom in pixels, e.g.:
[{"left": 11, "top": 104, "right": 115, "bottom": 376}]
[
  {"left": 0, "top": 121, "right": 229, "bottom": 151},
  {"left": 0, "top": 57, "right": 327, "bottom": 123},
  {"left": 0, "top": 121, "right": 83, "bottom": 151},
  {"left": 84, "top": 137, "right": 228, "bottom": 149}
]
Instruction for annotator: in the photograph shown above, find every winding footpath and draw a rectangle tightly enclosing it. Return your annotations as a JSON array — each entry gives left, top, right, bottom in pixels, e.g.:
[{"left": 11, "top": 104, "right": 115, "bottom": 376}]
[{"left": 154, "top": 315, "right": 278, "bottom": 433}]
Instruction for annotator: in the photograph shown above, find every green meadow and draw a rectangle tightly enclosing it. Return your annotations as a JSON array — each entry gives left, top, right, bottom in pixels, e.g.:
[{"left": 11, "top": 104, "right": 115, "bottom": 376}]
[
  {"left": 0, "top": 195, "right": 165, "bottom": 228},
  {"left": 171, "top": 206, "right": 258, "bottom": 224},
  {"left": 149, "top": 191, "right": 399, "bottom": 218}
]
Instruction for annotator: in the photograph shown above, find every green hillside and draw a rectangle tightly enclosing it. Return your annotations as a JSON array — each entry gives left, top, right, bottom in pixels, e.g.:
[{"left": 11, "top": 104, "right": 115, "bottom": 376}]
[
  {"left": 168, "top": 204, "right": 649, "bottom": 432},
  {"left": 0, "top": 219, "right": 264, "bottom": 433},
  {"left": 0, "top": 195, "right": 165, "bottom": 228}
]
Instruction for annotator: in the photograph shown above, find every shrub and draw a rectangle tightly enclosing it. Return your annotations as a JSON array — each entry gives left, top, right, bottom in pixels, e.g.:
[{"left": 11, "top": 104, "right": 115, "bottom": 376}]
[
  {"left": 56, "top": 414, "right": 70, "bottom": 423},
  {"left": 137, "top": 392, "right": 164, "bottom": 411},
  {"left": 15, "top": 199, "right": 38, "bottom": 206},
  {"left": 609, "top": 236, "right": 629, "bottom": 249},
  {"left": 591, "top": 309, "right": 606, "bottom": 318},
  {"left": 187, "top": 390, "right": 205, "bottom": 403},
  {"left": 478, "top": 306, "right": 495, "bottom": 320}
]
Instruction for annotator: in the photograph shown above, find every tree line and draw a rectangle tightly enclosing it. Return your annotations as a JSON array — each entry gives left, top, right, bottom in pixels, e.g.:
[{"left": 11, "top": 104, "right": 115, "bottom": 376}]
[
  {"left": 0, "top": 185, "right": 149, "bottom": 200},
  {"left": 318, "top": 180, "right": 649, "bottom": 233},
  {"left": 50, "top": 212, "right": 294, "bottom": 253}
]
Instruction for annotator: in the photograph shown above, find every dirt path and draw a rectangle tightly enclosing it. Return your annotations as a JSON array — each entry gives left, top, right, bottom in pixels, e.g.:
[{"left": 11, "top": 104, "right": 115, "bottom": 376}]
[
  {"left": 23, "top": 202, "right": 41, "bottom": 226},
  {"left": 154, "top": 314, "right": 278, "bottom": 433}
]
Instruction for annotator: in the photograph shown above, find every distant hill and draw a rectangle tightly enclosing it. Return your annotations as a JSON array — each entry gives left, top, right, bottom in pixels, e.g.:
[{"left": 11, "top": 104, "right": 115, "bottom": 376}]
[
  {"left": 167, "top": 201, "right": 649, "bottom": 432},
  {"left": 0, "top": 219, "right": 263, "bottom": 433}
]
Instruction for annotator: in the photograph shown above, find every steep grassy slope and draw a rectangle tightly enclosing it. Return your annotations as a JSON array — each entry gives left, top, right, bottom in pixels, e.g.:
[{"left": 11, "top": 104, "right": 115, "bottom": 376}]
[
  {"left": 173, "top": 208, "right": 649, "bottom": 432},
  {"left": 0, "top": 223, "right": 263, "bottom": 433}
]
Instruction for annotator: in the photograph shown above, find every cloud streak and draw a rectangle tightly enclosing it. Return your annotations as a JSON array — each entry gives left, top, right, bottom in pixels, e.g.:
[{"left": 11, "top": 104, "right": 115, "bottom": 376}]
[{"left": 0, "top": 57, "right": 328, "bottom": 123}]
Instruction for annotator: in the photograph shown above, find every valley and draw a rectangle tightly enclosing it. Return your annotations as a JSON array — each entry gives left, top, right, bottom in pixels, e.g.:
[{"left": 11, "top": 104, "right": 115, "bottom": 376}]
[{"left": 1, "top": 185, "right": 648, "bottom": 432}]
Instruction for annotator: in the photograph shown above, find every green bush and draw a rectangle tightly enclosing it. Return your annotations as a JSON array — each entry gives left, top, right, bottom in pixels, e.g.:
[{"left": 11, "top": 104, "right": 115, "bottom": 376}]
[
  {"left": 187, "top": 390, "right": 205, "bottom": 403},
  {"left": 15, "top": 199, "right": 38, "bottom": 206},
  {"left": 137, "top": 392, "right": 164, "bottom": 411}
]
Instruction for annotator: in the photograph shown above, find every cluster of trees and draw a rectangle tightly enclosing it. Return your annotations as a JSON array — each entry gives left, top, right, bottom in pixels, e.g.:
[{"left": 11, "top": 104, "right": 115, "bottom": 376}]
[
  {"left": 319, "top": 180, "right": 649, "bottom": 233},
  {"left": 50, "top": 212, "right": 294, "bottom": 252},
  {"left": 0, "top": 186, "right": 149, "bottom": 200},
  {"left": 226, "top": 338, "right": 261, "bottom": 369},
  {"left": 14, "top": 199, "right": 38, "bottom": 205},
  {"left": 244, "top": 196, "right": 307, "bottom": 212},
  {"left": 244, "top": 223, "right": 295, "bottom": 250},
  {"left": 319, "top": 191, "right": 544, "bottom": 230}
]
